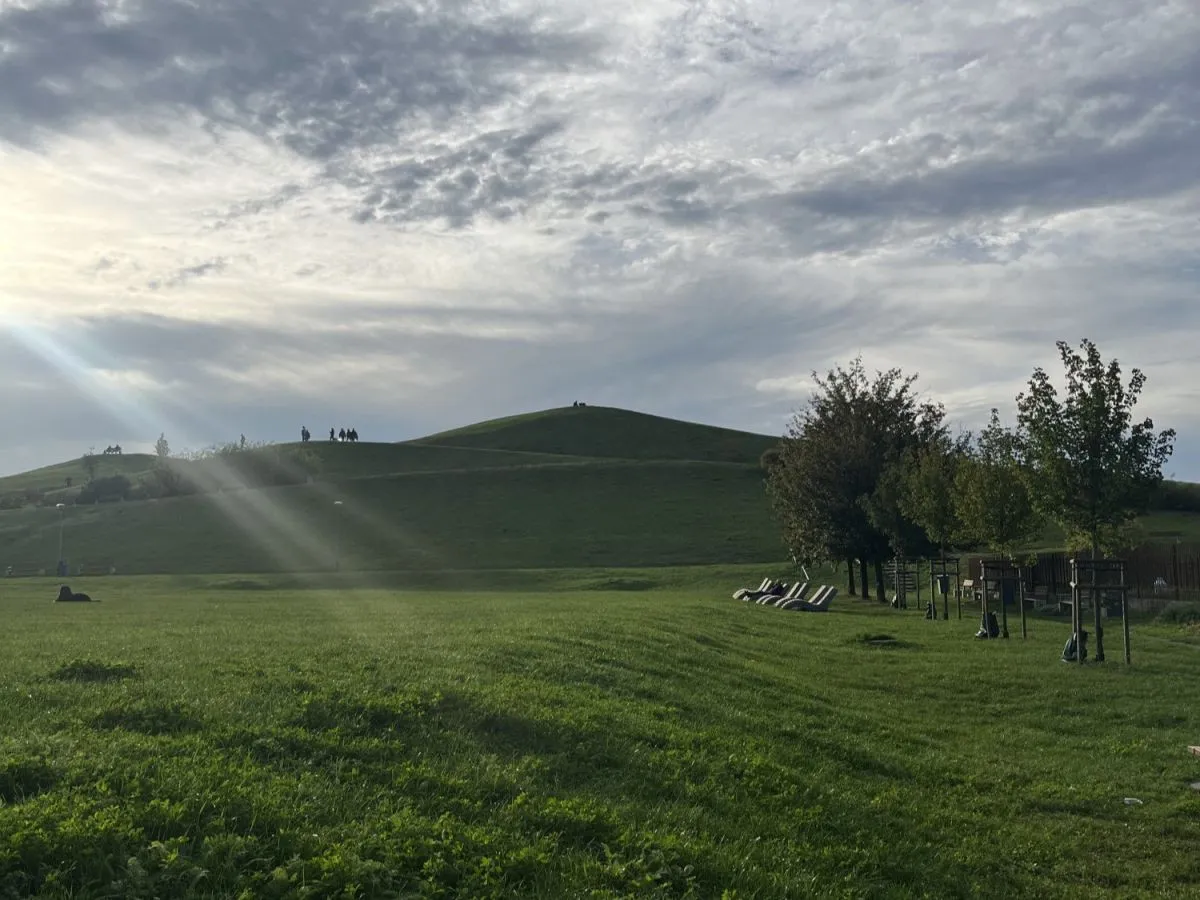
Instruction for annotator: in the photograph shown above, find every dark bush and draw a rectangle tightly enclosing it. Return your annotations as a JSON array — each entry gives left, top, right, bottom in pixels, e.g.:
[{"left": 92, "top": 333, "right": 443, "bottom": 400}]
[
  {"left": 1151, "top": 480, "right": 1200, "bottom": 513},
  {"left": 77, "top": 474, "right": 132, "bottom": 505}
]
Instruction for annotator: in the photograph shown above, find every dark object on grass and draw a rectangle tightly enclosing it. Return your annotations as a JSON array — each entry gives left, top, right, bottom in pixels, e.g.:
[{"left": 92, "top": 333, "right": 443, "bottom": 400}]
[
  {"left": 55, "top": 585, "right": 95, "bottom": 603},
  {"left": 974, "top": 611, "right": 1000, "bottom": 639},
  {"left": 1062, "top": 629, "right": 1089, "bottom": 662}
]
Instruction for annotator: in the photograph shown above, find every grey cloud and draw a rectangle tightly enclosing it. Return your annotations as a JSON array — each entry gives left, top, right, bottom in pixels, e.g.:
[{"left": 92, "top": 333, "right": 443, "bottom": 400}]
[
  {"left": 0, "top": 0, "right": 600, "bottom": 146},
  {"left": 149, "top": 257, "right": 230, "bottom": 290},
  {"left": 349, "top": 119, "right": 566, "bottom": 227},
  {"left": 0, "top": 0, "right": 603, "bottom": 226}
]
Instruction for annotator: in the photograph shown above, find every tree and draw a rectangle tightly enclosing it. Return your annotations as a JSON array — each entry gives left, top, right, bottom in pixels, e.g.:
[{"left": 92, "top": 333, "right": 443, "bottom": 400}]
[
  {"left": 152, "top": 432, "right": 186, "bottom": 497},
  {"left": 766, "top": 356, "right": 946, "bottom": 602},
  {"left": 862, "top": 454, "right": 938, "bottom": 562},
  {"left": 81, "top": 448, "right": 99, "bottom": 482},
  {"left": 901, "top": 434, "right": 970, "bottom": 562},
  {"left": 1016, "top": 339, "right": 1175, "bottom": 559},
  {"left": 955, "top": 411, "right": 1043, "bottom": 562},
  {"left": 955, "top": 410, "right": 1044, "bottom": 639}
]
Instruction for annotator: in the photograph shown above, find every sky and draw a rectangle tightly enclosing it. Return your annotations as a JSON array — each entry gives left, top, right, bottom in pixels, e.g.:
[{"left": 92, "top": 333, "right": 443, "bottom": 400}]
[{"left": 1, "top": 0, "right": 1197, "bottom": 479}]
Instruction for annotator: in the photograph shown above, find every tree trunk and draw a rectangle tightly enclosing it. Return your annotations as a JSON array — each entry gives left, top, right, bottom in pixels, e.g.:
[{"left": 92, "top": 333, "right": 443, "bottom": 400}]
[
  {"left": 860, "top": 558, "right": 869, "bottom": 602},
  {"left": 846, "top": 559, "right": 856, "bottom": 596},
  {"left": 873, "top": 559, "right": 886, "bottom": 603}
]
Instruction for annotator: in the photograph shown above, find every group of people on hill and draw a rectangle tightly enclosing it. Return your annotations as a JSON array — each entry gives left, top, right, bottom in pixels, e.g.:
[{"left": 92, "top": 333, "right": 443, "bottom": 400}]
[{"left": 301, "top": 426, "right": 360, "bottom": 443}]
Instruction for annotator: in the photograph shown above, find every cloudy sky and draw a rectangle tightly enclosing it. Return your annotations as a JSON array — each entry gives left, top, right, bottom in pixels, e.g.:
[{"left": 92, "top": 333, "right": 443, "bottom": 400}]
[{"left": 1, "top": 0, "right": 1197, "bottom": 479}]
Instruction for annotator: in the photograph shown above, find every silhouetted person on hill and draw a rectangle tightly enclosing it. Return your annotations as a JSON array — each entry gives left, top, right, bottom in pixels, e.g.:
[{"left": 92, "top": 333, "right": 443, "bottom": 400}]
[
  {"left": 338, "top": 428, "right": 346, "bottom": 442},
  {"left": 329, "top": 428, "right": 336, "bottom": 441},
  {"left": 350, "top": 428, "right": 359, "bottom": 442}
]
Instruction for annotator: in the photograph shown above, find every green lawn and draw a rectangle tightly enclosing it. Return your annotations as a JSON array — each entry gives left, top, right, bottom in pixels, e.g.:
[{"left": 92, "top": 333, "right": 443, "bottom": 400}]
[{"left": 2, "top": 572, "right": 1199, "bottom": 898}]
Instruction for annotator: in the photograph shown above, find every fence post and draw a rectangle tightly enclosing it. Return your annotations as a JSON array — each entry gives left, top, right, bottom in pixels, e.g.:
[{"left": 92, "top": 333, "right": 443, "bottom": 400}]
[{"left": 1174, "top": 543, "right": 1181, "bottom": 603}]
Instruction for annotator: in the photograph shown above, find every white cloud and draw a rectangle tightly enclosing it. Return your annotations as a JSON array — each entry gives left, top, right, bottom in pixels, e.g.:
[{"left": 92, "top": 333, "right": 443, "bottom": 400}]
[{"left": 1, "top": 0, "right": 1197, "bottom": 478}]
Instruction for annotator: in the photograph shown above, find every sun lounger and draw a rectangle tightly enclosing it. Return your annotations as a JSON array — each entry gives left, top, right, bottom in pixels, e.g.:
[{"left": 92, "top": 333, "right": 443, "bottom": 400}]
[
  {"left": 737, "top": 581, "right": 788, "bottom": 603},
  {"left": 756, "top": 582, "right": 794, "bottom": 603},
  {"left": 783, "top": 586, "right": 838, "bottom": 612},
  {"left": 758, "top": 582, "right": 803, "bottom": 605},
  {"left": 732, "top": 578, "right": 773, "bottom": 601},
  {"left": 770, "top": 582, "right": 809, "bottom": 606}
]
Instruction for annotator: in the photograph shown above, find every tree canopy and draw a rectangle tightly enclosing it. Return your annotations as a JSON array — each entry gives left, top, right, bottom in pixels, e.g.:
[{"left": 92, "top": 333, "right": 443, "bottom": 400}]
[
  {"left": 766, "top": 357, "right": 946, "bottom": 600},
  {"left": 955, "top": 410, "right": 1043, "bottom": 563},
  {"left": 1016, "top": 339, "right": 1175, "bottom": 557},
  {"left": 766, "top": 338, "right": 1177, "bottom": 588}
]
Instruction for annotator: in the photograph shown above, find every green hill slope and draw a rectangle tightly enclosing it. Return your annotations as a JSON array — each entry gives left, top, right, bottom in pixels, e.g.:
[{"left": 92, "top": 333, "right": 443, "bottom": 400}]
[
  {"left": 414, "top": 405, "right": 779, "bottom": 464},
  {"left": 0, "top": 460, "right": 781, "bottom": 575},
  {"left": 0, "top": 453, "right": 157, "bottom": 497},
  {"left": 5, "top": 404, "right": 1197, "bottom": 577}
]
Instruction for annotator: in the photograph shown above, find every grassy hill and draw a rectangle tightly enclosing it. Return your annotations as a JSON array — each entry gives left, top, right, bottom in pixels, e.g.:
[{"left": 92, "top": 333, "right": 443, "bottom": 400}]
[
  {"left": 3, "top": 404, "right": 1199, "bottom": 577},
  {"left": 0, "top": 408, "right": 787, "bottom": 575},
  {"left": 415, "top": 405, "right": 778, "bottom": 464},
  {"left": 0, "top": 453, "right": 157, "bottom": 498}
]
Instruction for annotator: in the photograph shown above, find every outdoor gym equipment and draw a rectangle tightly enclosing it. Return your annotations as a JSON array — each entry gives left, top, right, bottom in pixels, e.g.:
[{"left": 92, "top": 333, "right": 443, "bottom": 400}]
[
  {"left": 929, "top": 556, "right": 961, "bottom": 621},
  {"left": 1067, "top": 558, "right": 1131, "bottom": 665},
  {"left": 978, "top": 559, "right": 1028, "bottom": 640},
  {"left": 887, "top": 557, "right": 918, "bottom": 610}
]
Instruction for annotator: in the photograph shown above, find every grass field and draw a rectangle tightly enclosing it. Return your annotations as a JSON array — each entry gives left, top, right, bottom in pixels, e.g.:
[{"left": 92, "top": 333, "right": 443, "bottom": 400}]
[{"left": 2, "top": 571, "right": 1199, "bottom": 899}]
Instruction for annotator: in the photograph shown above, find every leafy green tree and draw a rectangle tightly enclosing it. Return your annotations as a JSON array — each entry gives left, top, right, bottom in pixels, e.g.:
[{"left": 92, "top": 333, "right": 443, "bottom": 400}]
[
  {"left": 1016, "top": 339, "right": 1175, "bottom": 559},
  {"left": 955, "top": 410, "right": 1043, "bottom": 561},
  {"left": 152, "top": 432, "right": 186, "bottom": 497},
  {"left": 901, "top": 434, "right": 970, "bottom": 563},
  {"left": 862, "top": 454, "right": 937, "bottom": 563},
  {"left": 766, "top": 356, "right": 946, "bottom": 602}
]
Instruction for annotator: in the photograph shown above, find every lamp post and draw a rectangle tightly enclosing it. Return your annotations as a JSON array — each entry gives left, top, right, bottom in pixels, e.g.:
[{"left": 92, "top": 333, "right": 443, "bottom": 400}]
[
  {"left": 333, "top": 500, "right": 343, "bottom": 572},
  {"left": 55, "top": 503, "right": 66, "bottom": 576}
]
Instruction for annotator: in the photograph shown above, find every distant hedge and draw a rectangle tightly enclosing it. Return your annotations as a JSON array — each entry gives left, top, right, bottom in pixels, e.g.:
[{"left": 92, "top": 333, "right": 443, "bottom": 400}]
[{"left": 1153, "top": 481, "right": 1200, "bottom": 513}]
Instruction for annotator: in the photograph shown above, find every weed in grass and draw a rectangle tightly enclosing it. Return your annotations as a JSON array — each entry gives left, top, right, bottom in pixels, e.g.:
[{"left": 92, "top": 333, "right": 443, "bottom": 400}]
[
  {"left": 0, "top": 756, "right": 56, "bottom": 804},
  {"left": 850, "top": 632, "right": 918, "bottom": 649},
  {"left": 93, "top": 701, "right": 204, "bottom": 736},
  {"left": 49, "top": 658, "right": 138, "bottom": 682}
]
